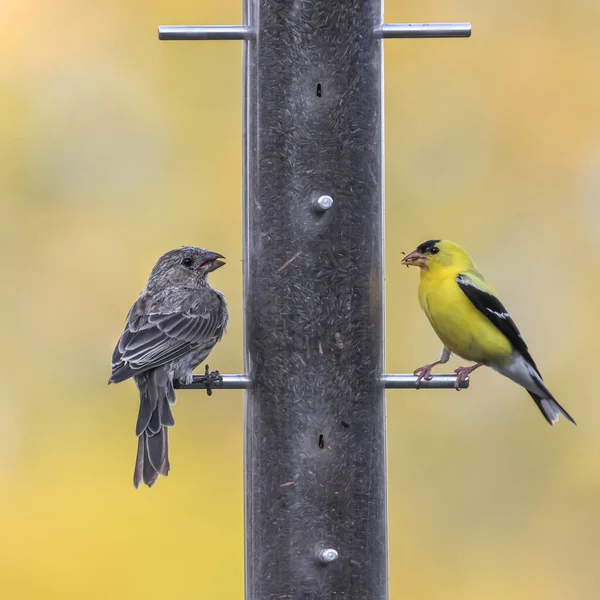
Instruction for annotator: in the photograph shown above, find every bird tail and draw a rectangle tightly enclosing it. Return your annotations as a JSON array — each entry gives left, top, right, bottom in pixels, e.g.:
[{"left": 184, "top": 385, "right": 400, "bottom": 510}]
[
  {"left": 528, "top": 391, "right": 576, "bottom": 427},
  {"left": 133, "top": 369, "right": 176, "bottom": 488},
  {"left": 494, "top": 353, "right": 576, "bottom": 426},
  {"left": 521, "top": 359, "right": 577, "bottom": 426}
]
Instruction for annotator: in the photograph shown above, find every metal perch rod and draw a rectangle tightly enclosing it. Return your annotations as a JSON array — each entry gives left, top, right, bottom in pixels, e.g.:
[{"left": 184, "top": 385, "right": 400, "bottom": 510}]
[
  {"left": 175, "top": 373, "right": 469, "bottom": 390},
  {"left": 158, "top": 25, "right": 254, "bottom": 40},
  {"left": 158, "top": 23, "right": 471, "bottom": 41}
]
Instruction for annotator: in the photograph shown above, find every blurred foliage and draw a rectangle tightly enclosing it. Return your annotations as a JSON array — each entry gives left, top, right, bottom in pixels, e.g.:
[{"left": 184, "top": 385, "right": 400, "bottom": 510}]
[{"left": 0, "top": 0, "right": 599, "bottom": 598}]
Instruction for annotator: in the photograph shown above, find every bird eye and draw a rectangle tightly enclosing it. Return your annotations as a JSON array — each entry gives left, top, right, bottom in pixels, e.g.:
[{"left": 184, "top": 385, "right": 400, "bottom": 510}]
[
  {"left": 430, "top": 246, "right": 440, "bottom": 254},
  {"left": 181, "top": 257, "right": 194, "bottom": 268}
]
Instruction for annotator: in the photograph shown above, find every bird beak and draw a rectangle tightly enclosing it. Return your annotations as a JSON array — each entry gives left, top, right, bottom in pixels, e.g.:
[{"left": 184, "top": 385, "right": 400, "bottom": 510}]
[
  {"left": 199, "top": 251, "right": 226, "bottom": 273},
  {"left": 401, "top": 249, "right": 427, "bottom": 268}
]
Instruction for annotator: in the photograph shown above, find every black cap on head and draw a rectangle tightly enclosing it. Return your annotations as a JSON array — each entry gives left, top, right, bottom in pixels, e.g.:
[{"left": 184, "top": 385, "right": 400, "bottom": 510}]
[{"left": 416, "top": 239, "right": 441, "bottom": 254}]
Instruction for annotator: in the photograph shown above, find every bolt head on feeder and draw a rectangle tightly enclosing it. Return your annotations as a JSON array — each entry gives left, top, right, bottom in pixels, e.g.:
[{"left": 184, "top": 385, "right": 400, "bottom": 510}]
[
  {"left": 317, "top": 548, "right": 339, "bottom": 564},
  {"left": 313, "top": 195, "right": 334, "bottom": 212}
]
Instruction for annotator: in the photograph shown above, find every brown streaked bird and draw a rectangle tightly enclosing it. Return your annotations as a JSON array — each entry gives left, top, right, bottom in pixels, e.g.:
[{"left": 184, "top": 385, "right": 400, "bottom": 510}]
[{"left": 109, "top": 247, "right": 229, "bottom": 487}]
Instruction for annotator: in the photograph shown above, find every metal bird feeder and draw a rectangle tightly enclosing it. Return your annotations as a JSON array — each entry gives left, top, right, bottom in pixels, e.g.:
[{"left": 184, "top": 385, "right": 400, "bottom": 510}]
[{"left": 159, "top": 2, "right": 471, "bottom": 599}]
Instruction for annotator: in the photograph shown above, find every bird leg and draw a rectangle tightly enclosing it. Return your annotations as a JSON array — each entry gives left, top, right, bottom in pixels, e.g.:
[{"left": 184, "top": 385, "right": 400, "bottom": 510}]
[
  {"left": 453, "top": 363, "right": 483, "bottom": 390},
  {"left": 414, "top": 362, "right": 443, "bottom": 387},
  {"left": 414, "top": 347, "right": 451, "bottom": 389},
  {"left": 199, "top": 364, "right": 222, "bottom": 396}
]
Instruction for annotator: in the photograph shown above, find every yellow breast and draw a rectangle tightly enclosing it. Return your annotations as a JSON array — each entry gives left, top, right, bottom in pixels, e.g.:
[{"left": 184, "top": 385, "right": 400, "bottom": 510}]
[{"left": 418, "top": 274, "right": 512, "bottom": 364}]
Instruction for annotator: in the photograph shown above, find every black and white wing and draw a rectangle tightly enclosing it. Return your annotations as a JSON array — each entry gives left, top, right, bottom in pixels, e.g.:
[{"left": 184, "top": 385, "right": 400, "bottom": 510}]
[
  {"left": 456, "top": 272, "right": 538, "bottom": 372},
  {"left": 456, "top": 272, "right": 576, "bottom": 425}
]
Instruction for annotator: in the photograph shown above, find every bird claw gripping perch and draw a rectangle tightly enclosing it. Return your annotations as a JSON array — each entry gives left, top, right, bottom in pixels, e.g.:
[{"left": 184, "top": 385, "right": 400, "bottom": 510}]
[
  {"left": 200, "top": 364, "right": 223, "bottom": 396},
  {"left": 453, "top": 363, "right": 482, "bottom": 390},
  {"left": 413, "top": 366, "right": 434, "bottom": 389}
]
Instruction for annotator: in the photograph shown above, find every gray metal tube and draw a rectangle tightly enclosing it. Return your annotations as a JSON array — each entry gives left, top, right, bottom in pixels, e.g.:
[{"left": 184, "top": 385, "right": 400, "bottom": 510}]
[
  {"left": 243, "top": 0, "right": 387, "bottom": 598},
  {"left": 174, "top": 374, "right": 468, "bottom": 390},
  {"left": 158, "top": 25, "right": 253, "bottom": 40},
  {"left": 383, "top": 374, "right": 469, "bottom": 389},
  {"left": 173, "top": 374, "right": 250, "bottom": 390},
  {"left": 158, "top": 23, "right": 471, "bottom": 41},
  {"left": 379, "top": 22, "right": 471, "bottom": 38}
]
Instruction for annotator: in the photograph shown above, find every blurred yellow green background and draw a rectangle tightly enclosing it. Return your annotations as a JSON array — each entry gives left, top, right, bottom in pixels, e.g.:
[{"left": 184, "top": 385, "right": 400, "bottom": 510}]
[{"left": 1, "top": 0, "right": 599, "bottom": 598}]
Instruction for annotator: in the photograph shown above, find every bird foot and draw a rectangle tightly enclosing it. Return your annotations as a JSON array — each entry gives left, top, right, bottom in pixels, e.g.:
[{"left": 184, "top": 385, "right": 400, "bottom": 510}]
[
  {"left": 413, "top": 363, "right": 437, "bottom": 389},
  {"left": 178, "top": 372, "right": 194, "bottom": 386},
  {"left": 199, "top": 364, "right": 222, "bottom": 396},
  {"left": 453, "top": 363, "right": 482, "bottom": 390}
]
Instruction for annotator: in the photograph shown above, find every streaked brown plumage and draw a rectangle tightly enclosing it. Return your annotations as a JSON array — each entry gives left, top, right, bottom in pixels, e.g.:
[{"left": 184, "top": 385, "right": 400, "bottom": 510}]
[{"left": 109, "top": 247, "right": 228, "bottom": 487}]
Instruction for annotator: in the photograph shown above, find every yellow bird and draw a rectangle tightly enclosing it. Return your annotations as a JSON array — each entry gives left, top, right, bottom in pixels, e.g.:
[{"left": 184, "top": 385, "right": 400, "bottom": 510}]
[{"left": 402, "top": 239, "right": 575, "bottom": 425}]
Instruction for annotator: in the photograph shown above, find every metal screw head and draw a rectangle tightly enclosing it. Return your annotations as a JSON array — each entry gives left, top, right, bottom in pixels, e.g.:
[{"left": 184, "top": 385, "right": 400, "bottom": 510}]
[
  {"left": 313, "top": 195, "right": 334, "bottom": 212},
  {"left": 317, "top": 548, "right": 339, "bottom": 563}
]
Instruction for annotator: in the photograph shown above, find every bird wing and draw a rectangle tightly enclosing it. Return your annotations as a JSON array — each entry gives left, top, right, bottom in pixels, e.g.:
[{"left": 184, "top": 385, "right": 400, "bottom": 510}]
[
  {"left": 110, "top": 291, "right": 226, "bottom": 383},
  {"left": 456, "top": 270, "right": 575, "bottom": 426},
  {"left": 455, "top": 271, "right": 539, "bottom": 374}
]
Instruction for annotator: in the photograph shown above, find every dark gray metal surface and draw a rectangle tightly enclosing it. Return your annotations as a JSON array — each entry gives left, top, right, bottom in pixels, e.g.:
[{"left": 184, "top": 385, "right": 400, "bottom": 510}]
[{"left": 243, "top": 0, "right": 387, "bottom": 598}]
